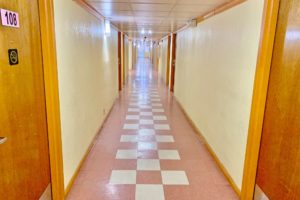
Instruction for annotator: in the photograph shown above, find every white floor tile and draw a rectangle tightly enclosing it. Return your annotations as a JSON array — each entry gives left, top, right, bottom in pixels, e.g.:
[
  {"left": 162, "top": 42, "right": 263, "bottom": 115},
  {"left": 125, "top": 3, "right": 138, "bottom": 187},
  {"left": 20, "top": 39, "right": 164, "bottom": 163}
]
[
  {"left": 151, "top": 99, "right": 161, "bottom": 102},
  {"left": 131, "top": 101, "right": 148, "bottom": 104},
  {"left": 139, "top": 105, "right": 152, "bottom": 109},
  {"left": 128, "top": 108, "right": 140, "bottom": 112},
  {"left": 161, "top": 171, "right": 189, "bottom": 185},
  {"left": 152, "top": 103, "right": 163, "bottom": 107},
  {"left": 138, "top": 142, "right": 157, "bottom": 150},
  {"left": 126, "top": 115, "right": 140, "bottom": 120},
  {"left": 154, "top": 124, "right": 170, "bottom": 130},
  {"left": 138, "top": 129, "right": 155, "bottom": 136},
  {"left": 136, "top": 101, "right": 150, "bottom": 104},
  {"left": 109, "top": 170, "right": 136, "bottom": 184},
  {"left": 116, "top": 150, "right": 138, "bottom": 159},
  {"left": 140, "top": 119, "right": 154, "bottom": 125},
  {"left": 123, "top": 124, "right": 139, "bottom": 130},
  {"left": 153, "top": 115, "right": 167, "bottom": 120},
  {"left": 158, "top": 150, "right": 180, "bottom": 160},
  {"left": 135, "top": 184, "right": 165, "bottom": 200},
  {"left": 120, "top": 135, "right": 138, "bottom": 142},
  {"left": 140, "top": 112, "right": 153, "bottom": 116},
  {"left": 152, "top": 109, "right": 164, "bottom": 113},
  {"left": 155, "top": 135, "right": 174, "bottom": 143},
  {"left": 137, "top": 159, "right": 160, "bottom": 171}
]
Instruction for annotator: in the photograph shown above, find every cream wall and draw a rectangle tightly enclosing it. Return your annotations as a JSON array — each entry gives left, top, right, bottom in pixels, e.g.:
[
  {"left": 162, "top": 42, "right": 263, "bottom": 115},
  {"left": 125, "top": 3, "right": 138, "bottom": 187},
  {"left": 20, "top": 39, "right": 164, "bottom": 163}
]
[
  {"left": 128, "top": 41, "right": 133, "bottom": 70},
  {"left": 174, "top": 0, "right": 264, "bottom": 189},
  {"left": 124, "top": 36, "right": 129, "bottom": 83},
  {"left": 53, "top": 1, "right": 118, "bottom": 187},
  {"left": 158, "top": 38, "right": 168, "bottom": 83}
]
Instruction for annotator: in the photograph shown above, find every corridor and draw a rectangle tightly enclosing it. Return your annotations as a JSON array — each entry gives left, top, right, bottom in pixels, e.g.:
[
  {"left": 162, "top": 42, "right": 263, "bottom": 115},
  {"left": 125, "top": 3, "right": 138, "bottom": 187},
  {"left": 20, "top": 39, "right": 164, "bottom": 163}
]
[
  {"left": 66, "top": 58, "right": 238, "bottom": 200},
  {"left": 2, "top": 0, "right": 300, "bottom": 199}
]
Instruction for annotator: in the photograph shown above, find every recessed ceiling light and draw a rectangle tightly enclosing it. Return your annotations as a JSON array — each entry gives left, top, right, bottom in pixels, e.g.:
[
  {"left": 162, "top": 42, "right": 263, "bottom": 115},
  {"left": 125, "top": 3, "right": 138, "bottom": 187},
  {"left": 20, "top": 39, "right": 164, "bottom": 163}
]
[{"left": 104, "top": 19, "right": 111, "bottom": 36}]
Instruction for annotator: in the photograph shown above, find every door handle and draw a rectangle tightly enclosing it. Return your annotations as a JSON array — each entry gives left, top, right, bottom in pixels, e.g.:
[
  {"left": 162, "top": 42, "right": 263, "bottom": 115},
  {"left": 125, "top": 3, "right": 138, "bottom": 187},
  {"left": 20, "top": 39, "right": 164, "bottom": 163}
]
[{"left": 0, "top": 137, "right": 7, "bottom": 145}]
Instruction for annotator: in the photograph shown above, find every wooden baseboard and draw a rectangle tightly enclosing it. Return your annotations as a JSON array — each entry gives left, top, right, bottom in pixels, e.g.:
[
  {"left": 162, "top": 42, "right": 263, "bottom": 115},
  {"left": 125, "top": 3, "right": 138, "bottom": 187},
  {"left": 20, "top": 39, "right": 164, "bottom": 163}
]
[
  {"left": 64, "top": 99, "right": 117, "bottom": 197},
  {"left": 175, "top": 98, "right": 241, "bottom": 197}
]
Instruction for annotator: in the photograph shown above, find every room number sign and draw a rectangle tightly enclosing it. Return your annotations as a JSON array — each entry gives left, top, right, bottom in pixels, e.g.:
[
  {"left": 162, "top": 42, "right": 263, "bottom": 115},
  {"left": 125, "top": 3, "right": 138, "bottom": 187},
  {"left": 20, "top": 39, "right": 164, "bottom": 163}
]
[{"left": 0, "top": 9, "right": 20, "bottom": 28}]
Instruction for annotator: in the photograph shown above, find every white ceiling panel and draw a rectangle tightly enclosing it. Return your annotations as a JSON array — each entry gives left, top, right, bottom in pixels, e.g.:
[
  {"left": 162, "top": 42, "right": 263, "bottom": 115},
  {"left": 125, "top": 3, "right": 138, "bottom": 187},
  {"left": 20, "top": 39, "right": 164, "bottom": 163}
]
[
  {"left": 131, "top": 3, "right": 173, "bottom": 12},
  {"left": 134, "top": 11, "right": 170, "bottom": 17},
  {"left": 172, "top": 4, "right": 213, "bottom": 12},
  {"left": 85, "top": 0, "right": 234, "bottom": 40},
  {"left": 89, "top": 2, "right": 131, "bottom": 11}
]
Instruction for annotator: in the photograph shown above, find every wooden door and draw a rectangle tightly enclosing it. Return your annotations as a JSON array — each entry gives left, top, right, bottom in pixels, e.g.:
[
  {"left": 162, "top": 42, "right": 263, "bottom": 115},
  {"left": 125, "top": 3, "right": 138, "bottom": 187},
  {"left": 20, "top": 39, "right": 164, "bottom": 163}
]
[
  {"left": 170, "top": 34, "right": 177, "bottom": 92},
  {"left": 255, "top": 0, "right": 300, "bottom": 199},
  {"left": 0, "top": 1, "right": 51, "bottom": 199}
]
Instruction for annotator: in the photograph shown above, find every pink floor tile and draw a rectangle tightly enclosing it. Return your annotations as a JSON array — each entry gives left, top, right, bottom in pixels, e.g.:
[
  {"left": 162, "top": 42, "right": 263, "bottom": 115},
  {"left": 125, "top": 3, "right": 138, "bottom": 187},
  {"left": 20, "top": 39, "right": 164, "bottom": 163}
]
[{"left": 137, "top": 171, "right": 162, "bottom": 184}]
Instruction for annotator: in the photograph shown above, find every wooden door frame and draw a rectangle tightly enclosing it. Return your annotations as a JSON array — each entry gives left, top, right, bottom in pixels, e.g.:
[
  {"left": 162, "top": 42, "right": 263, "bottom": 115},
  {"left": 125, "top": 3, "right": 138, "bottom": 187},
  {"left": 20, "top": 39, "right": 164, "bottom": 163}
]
[
  {"left": 240, "top": 0, "right": 280, "bottom": 199},
  {"left": 38, "top": 0, "right": 65, "bottom": 199},
  {"left": 170, "top": 33, "right": 177, "bottom": 92}
]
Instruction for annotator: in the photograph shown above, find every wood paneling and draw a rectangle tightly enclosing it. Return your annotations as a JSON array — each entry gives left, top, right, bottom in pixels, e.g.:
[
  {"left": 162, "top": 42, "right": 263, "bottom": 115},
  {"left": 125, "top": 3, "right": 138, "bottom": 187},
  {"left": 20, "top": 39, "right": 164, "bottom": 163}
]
[
  {"left": 256, "top": 0, "right": 300, "bottom": 199},
  {"left": 240, "top": 0, "right": 280, "bottom": 199},
  {"left": 0, "top": 1, "right": 51, "bottom": 199}
]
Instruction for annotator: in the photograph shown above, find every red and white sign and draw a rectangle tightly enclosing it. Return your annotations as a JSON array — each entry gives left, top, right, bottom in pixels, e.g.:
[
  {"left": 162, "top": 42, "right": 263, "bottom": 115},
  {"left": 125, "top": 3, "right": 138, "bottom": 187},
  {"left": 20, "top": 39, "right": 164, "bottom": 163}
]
[{"left": 0, "top": 8, "right": 20, "bottom": 28}]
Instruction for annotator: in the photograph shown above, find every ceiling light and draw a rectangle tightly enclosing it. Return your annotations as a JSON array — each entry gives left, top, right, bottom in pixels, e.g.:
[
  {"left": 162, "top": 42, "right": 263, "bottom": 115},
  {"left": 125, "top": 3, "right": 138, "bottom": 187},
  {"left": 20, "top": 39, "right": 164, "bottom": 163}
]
[
  {"left": 104, "top": 19, "right": 111, "bottom": 36},
  {"left": 148, "top": 30, "right": 152, "bottom": 34},
  {"left": 141, "top": 29, "right": 145, "bottom": 34}
]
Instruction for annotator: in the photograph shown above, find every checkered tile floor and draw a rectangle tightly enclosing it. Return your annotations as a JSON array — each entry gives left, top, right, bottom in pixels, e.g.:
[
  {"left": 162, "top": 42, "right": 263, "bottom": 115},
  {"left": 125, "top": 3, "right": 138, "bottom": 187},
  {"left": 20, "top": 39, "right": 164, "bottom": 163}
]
[
  {"left": 67, "top": 58, "right": 238, "bottom": 200},
  {"left": 110, "top": 88, "right": 189, "bottom": 200}
]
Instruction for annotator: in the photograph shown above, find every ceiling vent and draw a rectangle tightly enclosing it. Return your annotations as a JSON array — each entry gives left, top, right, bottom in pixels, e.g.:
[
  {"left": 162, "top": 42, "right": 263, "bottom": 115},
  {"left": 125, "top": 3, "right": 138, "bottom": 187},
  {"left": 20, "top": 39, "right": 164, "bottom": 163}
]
[{"left": 187, "top": 19, "right": 197, "bottom": 28}]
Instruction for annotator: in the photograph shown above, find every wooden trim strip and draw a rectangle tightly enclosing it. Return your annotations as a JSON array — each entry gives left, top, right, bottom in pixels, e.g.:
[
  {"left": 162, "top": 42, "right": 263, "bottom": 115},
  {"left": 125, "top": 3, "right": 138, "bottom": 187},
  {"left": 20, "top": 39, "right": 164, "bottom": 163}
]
[
  {"left": 38, "top": 0, "right": 65, "bottom": 199},
  {"left": 175, "top": 98, "right": 241, "bottom": 197},
  {"left": 175, "top": 0, "right": 246, "bottom": 36},
  {"left": 197, "top": 0, "right": 246, "bottom": 23},
  {"left": 64, "top": 100, "right": 116, "bottom": 197},
  {"left": 73, "top": 0, "right": 104, "bottom": 21},
  {"left": 73, "top": 0, "right": 119, "bottom": 31},
  {"left": 240, "top": 0, "right": 280, "bottom": 199}
]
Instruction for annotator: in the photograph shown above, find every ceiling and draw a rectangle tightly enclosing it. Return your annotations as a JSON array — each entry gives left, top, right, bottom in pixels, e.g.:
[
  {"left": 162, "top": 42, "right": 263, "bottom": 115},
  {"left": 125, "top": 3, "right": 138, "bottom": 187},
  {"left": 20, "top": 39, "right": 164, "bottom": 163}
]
[{"left": 85, "top": 0, "right": 232, "bottom": 40}]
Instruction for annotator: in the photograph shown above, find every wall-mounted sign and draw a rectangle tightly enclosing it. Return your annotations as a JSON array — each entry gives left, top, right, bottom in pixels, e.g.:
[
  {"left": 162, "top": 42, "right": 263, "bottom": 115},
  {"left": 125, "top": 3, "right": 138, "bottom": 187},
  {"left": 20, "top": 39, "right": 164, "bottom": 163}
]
[
  {"left": 0, "top": 9, "right": 20, "bottom": 28},
  {"left": 8, "top": 49, "right": 19, "bottom": 65}
]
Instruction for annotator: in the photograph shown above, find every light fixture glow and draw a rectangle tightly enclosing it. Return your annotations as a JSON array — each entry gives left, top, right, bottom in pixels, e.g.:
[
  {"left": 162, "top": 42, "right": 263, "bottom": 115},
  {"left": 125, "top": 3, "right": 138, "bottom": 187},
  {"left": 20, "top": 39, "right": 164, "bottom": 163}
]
[
  {"left": 104, "top": 19, "right": 111, "bottom": 36},
  {"left": 148, "top": 30, "right": 152, "bottom": 34},
  {"left": 141, "top": 29, "right": 145, "bottom": 34}
]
